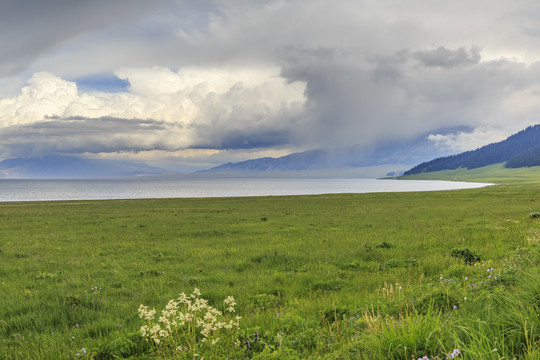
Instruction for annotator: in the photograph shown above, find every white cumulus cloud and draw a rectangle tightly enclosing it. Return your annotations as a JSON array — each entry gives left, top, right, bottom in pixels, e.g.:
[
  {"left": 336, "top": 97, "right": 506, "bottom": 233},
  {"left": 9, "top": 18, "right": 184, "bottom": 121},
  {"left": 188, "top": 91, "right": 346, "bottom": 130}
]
[
  {"left": 0, "top": 67, "right": 306, "bottom": 159},
  {"left": 427, "top": 128, "right": 509, "bottom": 152}
]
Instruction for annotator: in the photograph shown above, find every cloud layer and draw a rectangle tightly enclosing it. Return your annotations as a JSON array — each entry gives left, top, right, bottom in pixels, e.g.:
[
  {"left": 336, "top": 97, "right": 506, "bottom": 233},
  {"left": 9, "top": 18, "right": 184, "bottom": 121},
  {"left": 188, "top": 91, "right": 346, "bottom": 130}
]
[
  {"left": 0, "top": 68, "right": 305, "bottom": 159},
  {"left": 3, "top": 0, "right": 540, "bottom": 170}
]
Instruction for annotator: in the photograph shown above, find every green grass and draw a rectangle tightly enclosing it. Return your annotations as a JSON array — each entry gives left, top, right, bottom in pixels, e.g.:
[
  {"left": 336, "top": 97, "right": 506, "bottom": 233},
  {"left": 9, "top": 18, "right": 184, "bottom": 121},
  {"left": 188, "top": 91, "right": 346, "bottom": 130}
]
[
  {"left": 1, "top": 179, "right": 540, "bottom": 358},
  {"left": 399, "top": 163, "right": 540, "bottom": 185}
]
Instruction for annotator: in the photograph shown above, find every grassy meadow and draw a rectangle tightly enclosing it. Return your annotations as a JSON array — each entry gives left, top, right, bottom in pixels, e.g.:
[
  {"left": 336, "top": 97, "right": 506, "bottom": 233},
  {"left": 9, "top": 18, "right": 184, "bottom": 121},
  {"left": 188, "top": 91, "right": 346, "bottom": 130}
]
[
  {"left": 398, "top": 163, "right": 540, "bottom": 185},
  {"left": 1, "top": 174, "right": 540, "bottom": 359}
]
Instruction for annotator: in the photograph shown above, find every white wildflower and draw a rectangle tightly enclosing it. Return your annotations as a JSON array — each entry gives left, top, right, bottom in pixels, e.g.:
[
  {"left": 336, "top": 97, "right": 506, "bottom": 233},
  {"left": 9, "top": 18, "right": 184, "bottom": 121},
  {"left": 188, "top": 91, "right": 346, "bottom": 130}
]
[
  {"left": 224, "top": 296, "right": 236, "bottom": 312},
  {"left": 138, "top": 304, "right": 156, "bottom": 321},
  {"left": 140, "top": 325, "right": 149, "bottom": 337}
]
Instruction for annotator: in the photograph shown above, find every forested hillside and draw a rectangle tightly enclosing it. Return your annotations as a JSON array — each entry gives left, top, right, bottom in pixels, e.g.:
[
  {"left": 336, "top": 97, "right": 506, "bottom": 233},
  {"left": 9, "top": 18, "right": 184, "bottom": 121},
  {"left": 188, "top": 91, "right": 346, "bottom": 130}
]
[
  {"left": 505, "top": 145, "right": 540, "bottom": 168},
  {"left": 405, "top": 125, "right": 540, "bottom": 175}
]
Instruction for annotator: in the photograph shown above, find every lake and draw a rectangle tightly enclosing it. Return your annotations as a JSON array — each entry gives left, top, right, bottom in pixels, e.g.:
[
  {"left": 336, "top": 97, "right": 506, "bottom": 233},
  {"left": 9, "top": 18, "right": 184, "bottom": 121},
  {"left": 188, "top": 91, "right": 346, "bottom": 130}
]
[{"left": 0, "top": 178, "right": 491, "bottom": 202}]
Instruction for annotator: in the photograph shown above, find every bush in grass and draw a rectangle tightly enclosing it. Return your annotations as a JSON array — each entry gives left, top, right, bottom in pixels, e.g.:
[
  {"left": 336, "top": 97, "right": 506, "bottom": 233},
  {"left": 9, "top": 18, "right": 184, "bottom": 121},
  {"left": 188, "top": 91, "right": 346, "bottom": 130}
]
[
  {"left": 323, "top": 306, "right": 350, "bottom": 323},
  {"left": 91, "top": 331, "right": 152, "bottom": 359},
  {"left": 375, "top": 241, "right": 394, "bottom": 249},
  {"left": 311, "top": 279, "right": 344, "bottom": 291},
  {"left": 343, "top": 261, "right": 370, "bottom": 270},
  {"left": 379, "top": 257, "right": 420, "bottom": 271},
  {"left": 449, "top": 248, "right": 481, "bottom": 265},
  {"left": 238, "top": 328, "right": 303, "bottom": 359},
  {"left": 248, "top": 293, "right": 281, "bottom": 310}
]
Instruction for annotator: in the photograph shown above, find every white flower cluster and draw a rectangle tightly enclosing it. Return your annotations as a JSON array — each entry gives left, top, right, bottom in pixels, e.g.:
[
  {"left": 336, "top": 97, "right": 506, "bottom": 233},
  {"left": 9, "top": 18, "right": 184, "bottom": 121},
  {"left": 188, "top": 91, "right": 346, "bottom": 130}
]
[{"left": 138, "top": 288, "right": 241, "bottom": 350}]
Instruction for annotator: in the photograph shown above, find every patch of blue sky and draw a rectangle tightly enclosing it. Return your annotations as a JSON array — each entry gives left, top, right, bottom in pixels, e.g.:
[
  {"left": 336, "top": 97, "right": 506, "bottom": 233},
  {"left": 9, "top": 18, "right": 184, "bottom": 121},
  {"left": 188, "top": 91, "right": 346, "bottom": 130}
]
[{"left": 72, "top": 73, "right": 130, "bottom": 93}]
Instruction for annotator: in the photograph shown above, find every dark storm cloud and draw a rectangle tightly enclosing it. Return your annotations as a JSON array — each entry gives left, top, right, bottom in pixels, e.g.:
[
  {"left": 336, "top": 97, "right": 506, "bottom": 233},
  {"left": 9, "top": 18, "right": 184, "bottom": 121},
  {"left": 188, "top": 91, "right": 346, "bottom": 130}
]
[
  {"left": 0, "top": 114, "right": 296, "bottom": 158},
  {"left": 0, "top": 116, "right": 180, "bottom": 156},
  {"left": 194, "top": 128, "right": 291, "bottom": 150},
  {"left": 0, "top": 0, "right": 161, "bottom": 76},
  {"left": 414, "top": 46, "right": 482, "bottom": 68},
  {"left": 280, "top": 44, "right": 540, "bottom": 150}
]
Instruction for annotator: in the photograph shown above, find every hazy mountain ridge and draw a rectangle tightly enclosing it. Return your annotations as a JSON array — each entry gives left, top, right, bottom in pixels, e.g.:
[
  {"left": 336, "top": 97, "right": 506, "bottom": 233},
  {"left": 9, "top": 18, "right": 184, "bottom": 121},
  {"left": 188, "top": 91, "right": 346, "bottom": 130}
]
[
  {"left": 199, "top": 150, "right": 331, "bottom": 172},
  {"left": 0, "top": 127, "right": 481, "bottom": 179},
  {"left": 404, "top": 125, "right": 540, "bottom": 175},
  {"left": 199, "top": 130, "right": 462, "bottom": 176},
  {"left": 0, "top": 154, "right": 166, "bottom": 179}
]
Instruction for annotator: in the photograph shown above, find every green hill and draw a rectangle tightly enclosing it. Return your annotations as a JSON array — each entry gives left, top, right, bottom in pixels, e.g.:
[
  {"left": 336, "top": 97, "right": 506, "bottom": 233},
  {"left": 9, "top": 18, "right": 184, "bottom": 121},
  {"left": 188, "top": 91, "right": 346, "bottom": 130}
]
[
  {"left": 400, "top": 162, "right": 540, "bottom": 184},
  {"left": 404, "top": 125, "right": 540, "bottom": 175}
]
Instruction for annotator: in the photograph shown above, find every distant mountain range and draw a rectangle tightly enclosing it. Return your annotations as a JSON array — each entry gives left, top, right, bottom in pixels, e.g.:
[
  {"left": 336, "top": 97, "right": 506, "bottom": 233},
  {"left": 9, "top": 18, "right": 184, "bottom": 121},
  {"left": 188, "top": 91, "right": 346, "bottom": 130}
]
[
  {"left": 0, "top": 154, "right": 165, "bottom": 178},
  {"left": 5, "top": 125, "right": 533, "bottom": 179},
  {"left": 404, "top": 125, "right": 540, "bottom": 175},
  {"left": 199, "top": 129, "right": 465, "bottom": 177}
]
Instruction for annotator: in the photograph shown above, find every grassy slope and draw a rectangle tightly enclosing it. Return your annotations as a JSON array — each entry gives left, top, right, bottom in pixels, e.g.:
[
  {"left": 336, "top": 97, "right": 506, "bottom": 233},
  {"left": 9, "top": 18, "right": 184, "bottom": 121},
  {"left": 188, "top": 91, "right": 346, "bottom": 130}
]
[
  {"left": 399, "top": 163, "right": 540, "bottom": 185},
  {"left": 0, "top": 180, "right": 540, "bottom": 358}
]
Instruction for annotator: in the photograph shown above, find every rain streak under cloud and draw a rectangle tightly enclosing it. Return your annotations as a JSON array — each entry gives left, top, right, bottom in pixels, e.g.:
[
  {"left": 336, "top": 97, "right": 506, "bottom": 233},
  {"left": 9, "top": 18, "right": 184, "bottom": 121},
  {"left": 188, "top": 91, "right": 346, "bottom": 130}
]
[{"left": 2, "top": 0, "right": 540, "bottom": 171}]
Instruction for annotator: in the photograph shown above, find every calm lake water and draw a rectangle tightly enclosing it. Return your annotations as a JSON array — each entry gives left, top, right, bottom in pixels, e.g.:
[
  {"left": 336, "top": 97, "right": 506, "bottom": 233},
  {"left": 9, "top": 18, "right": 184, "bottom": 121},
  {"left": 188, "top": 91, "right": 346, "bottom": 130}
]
[{"left": 0, "top": 178, "right": 491, "bottom": 202}]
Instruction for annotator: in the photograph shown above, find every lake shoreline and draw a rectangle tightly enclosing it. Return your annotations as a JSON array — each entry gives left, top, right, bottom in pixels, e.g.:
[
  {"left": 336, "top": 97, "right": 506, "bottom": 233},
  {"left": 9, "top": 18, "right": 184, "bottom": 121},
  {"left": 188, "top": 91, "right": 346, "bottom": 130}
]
[{"left": 0, "top": 178, "right": 492, "bottom": 203}]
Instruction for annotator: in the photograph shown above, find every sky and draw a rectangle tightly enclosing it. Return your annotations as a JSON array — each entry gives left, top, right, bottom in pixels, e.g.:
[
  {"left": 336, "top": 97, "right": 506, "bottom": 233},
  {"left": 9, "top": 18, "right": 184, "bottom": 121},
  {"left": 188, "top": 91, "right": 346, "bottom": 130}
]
[{"left": 2, "top": 0, "right": 540, "bottom": 172}]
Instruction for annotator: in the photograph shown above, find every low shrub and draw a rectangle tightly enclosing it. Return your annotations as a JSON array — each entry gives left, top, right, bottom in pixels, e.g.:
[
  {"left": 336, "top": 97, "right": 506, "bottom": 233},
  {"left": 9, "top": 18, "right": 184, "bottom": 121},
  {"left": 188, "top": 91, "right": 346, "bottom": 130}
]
[
  {"left": 379, "top": 257, "right": 420, "bottom": 271},
  {"left": 90, "top": 331, "right": 151, "bottom": 360},
  {"left": 323, "top": 306, "right": 350, "bottom": 322},
  {"left": 449, "top": 248, "right": 481, "bottom": 265},
  {"left": 375, "top": 241, "right": 394, "bottom": 249}
]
